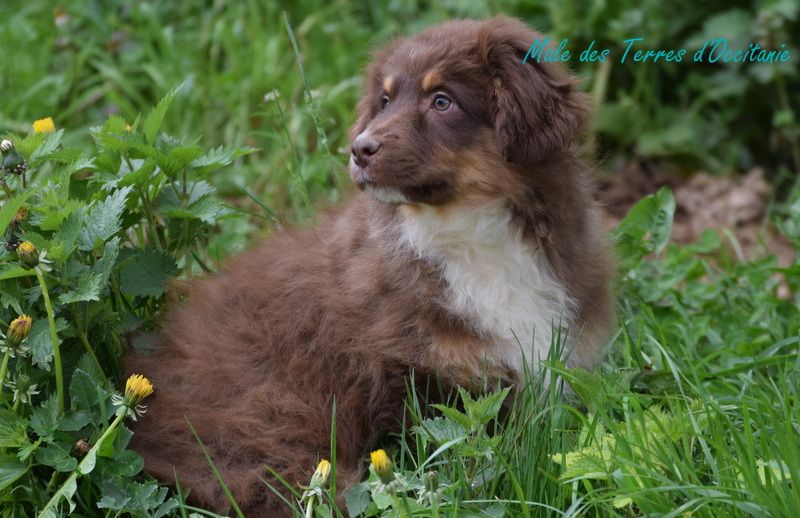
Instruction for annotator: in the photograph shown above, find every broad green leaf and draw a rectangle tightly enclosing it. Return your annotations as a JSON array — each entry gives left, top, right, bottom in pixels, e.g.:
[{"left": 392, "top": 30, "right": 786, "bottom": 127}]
[
  {"left": 78, "top": 186, "right": 133, "bottom": 251},
  {"left": 344, "top": 482, "right": 371, "bottom": 517},
  {"left": 120, "top": 248, "right": 177, "bottom": 297},
  {"left": 70, "top": 368, "right": 108, "bottom": 414},
  {"left": 35, "top": 443, "right": 78, "bottom": 472},
  {"left": 0, "top": 453, "right": 28, "bottom": 491}
]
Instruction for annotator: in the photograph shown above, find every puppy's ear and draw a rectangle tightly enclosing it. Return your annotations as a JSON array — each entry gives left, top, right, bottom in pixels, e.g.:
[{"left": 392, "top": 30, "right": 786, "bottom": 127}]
[{"left": 480, "top": 17, "right": 590, "bottom": 164}]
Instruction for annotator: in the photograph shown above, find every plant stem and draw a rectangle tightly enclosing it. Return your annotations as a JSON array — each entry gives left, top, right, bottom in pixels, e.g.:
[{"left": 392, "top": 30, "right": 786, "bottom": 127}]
[
  {"left": 40, "top": 409, "right": 126, "bottom": 516},
  {"left": 0, "top": 178, "right": 13, "bottom": 198},
  {"left": 0, "top": 350, "right": 9, "bottom": 400},
  {"left": 72, "top": 311, "right": 107, "bottom": 383},
  {"left": 36, "top": 267, "right": 64, "bottom": 414}
]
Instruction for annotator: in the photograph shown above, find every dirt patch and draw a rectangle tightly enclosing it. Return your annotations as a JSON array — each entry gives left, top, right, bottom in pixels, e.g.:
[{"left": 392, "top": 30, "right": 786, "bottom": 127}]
[{"left": 598, "top": 166, "right": 795, "bottom": 267}]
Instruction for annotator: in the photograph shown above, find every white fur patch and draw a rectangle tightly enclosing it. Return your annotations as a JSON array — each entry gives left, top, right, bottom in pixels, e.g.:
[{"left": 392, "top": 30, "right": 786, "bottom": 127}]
[
  {"left": 365, "top": 184, "right": 409, "bottom": 204},
  {"left": 398, "top": 202, "right": 575, "bottom": 375}
]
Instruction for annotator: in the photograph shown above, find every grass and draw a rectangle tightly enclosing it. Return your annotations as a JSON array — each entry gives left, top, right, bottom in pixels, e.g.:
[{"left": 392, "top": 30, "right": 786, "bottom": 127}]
[{"left": 1, "top": 1, "right": 799, "bottom": 517}]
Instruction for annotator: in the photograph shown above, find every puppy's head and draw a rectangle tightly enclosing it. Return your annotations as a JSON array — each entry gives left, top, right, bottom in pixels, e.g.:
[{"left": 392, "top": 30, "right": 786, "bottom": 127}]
[{"left": 348, "top": 16, "right": 589, "bottom": 206}]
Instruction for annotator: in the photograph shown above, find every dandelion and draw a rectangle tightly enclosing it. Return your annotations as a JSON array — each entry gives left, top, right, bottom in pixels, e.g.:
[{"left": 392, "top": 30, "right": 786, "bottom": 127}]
[
  {"left": 371, "top": 449, "right": 393, "bottom": 484},
  {"left": 0, "top": 315, "right": 33, "bottom": 399},
  {"left": 16, "top": 241, "right": 52, "bottom": 271},
  {"left": 300, "top": 458, "right": 332, "bottom": 517},
  {"left": 369, "top": 449, "right": 410, "bottom": 517},
  {"left": 6, "top": 314, "right": 32, "bottom": 349},
  {"left": 17, "top": 241, "right": 38, "bottom": 269},
  {"left": 42, "top": 374, "right": 154, "bottom": 516},
  {"left": 313, "top": 459, "right": 331, "bottom": 485},
  {"left": 112, "top": 373, "right": 154, "bottom": 419},
  {"left": 33, "top": 117, "right": 56, "bottom": 134},
  {"left": 419, "top": 470, "right": 442, "bottom": 517},
  {"left": 0, "top": 139, "right": 13, "bottom": 152},
  {"left": 5, "top": 372, "right": 39, "bottom": 405}
]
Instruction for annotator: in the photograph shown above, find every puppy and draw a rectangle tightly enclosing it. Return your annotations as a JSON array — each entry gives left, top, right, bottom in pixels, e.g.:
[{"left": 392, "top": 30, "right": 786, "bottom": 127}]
[{"left": 127, "top": 16, "right": 613, "bottom": 517}]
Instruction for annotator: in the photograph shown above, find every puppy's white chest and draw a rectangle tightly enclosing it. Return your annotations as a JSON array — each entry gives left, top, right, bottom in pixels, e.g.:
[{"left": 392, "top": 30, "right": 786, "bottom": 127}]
[{"left": 399, "top": 204, "right": 574, "bottom": 375}]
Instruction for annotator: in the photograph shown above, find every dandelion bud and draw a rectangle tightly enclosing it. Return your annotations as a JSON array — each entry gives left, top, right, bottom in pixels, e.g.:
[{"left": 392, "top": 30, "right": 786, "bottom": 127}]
[
  {"left": 0, "top": 139, "right": 13, "bottom": 152},
  {"left": 32, "top": 117, "right": 56, "bottom": 134},
  {"left": 17, "top": 241, "right": 39, "bottom": 269},
  {"left": 309, "top": 459, "right": 331, "bottom": 488},
  {"left": 424, "top": 471, "right": 439, "bottom": 493},
  {"left": 370, "top": 449, "right": 393, "bottom": 484},
  {"left": 7, "top": 315, "right": 32, "bottom": 348}
]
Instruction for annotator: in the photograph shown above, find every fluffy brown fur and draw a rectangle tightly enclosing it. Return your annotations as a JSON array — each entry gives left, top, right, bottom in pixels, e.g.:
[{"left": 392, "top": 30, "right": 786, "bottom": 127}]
[{"left": 126, "top": 16, "right": 613, "bottom": 517}]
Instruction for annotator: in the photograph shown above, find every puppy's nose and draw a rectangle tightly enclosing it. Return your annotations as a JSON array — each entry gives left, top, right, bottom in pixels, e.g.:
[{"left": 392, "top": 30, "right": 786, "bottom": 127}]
[{"left": 351, "top": 136, "right": 381, "bottom": 167}]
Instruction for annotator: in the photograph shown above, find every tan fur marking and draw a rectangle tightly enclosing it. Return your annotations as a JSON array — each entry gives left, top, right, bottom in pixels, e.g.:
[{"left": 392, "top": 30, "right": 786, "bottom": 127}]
[
  {"left": 382, "top": 76, "right": 395, "bottom": 96},
  {"left": 422, "top": 68, "right": 444, "bottom": 92}
]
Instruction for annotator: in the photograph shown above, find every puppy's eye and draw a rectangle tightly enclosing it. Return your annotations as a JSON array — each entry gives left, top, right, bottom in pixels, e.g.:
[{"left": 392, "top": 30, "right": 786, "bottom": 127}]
[
  {"left": 380, "top": 95, "right": 390, "bottom": 110},
  {"left": 432, "top": 94, "right": 452, "bottom": 111}
]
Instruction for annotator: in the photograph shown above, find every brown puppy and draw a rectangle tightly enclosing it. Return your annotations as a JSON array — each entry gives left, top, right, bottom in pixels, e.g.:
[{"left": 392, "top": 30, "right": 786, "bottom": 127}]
[{"left": 127, "top": 16, "right": 613, "bottom": 517}]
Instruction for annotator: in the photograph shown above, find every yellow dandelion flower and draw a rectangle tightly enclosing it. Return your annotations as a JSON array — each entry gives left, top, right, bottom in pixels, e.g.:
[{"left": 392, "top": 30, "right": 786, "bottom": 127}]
[
  {"left": 114, "top": 373, "right": 154, "bottom": 420},
  {"left": 7, "top": 315, "right": 32, "bottom": 347},
  {"left": 316, "top": 459, "right": 331, "bottom": 483},
  {"left": 125, "top": 374, "right": 154, "bottom": 404},
  {"left": 33, "top": 117, "right": 56, "bottom": 134},
  {"left": 17, "top": 241, "right": 39, "bottom": 269},
  {"left": 370, "top": 449, "right": 393, "bottom": 483}
]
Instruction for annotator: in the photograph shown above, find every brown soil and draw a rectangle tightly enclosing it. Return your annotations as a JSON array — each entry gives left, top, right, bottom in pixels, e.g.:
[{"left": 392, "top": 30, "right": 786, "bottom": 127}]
[{"left": 598, "top": 165, "right": 795, "bottom": 267}]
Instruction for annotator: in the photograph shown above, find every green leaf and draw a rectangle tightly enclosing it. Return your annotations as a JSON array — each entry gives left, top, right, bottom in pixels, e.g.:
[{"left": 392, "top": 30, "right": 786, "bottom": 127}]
[
  {"left": 78, "top": 186, "right": 133, "bottom": 251},
  {"left": 613, "top": 186, "right": 676, "bottom": 269},
  {"left": 29, "top": 129, "right": 65, "bottom": 164},
  {"left": 0, "top": 264, "right": 36, "bottom": 282},
  {"left": 344, "top": 482, "right": 371, "bottom": 517},
  {"left": 463, "top": 386, "right": 511, "bottom": 427},
  {"left": 50, "top": 210, "right": 84, "bottom": 261},
  {"left": 0, "top": 191, "right": 32, "bottom": 235},
  {"left": 30, "top": 395, "right": 60, "bottom": 441},
  {"left": 0, "top": 453, "right": 28, "bottom": 491},
  {"left": 35, "top": 443, "right": 78, "bottom": 472},
  {"left": 144, "top": 83, "right": 184, "bottom": 144},
  {"left": 191, "top": 144, "right": 257, "bottom": 173},
  {"left": 69, "top": 368, "right": 108, "bottom": 414},
  {"left": 93, "top": 236, "right": 121, "bottom": 285},
  {"left": 59, "top": 271, "right": 104, "bottom": 304},
  {"left": 414, "top": 416, "right": 467, "bottom": 445},
  {"left": 30, "top": 318, "right": 69, "bottom": 370},
  {"left": 120, "top": 248, "right": 177, "bottom": 297},
  {"left": 161, "top": 196, "right": 230, "bottom": 224},
  {"left": 430, "top": 404, "right": 472, "bottom": 431},
  {"left": 0, "top": 409, "right": 29, "bottom": 448}
]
